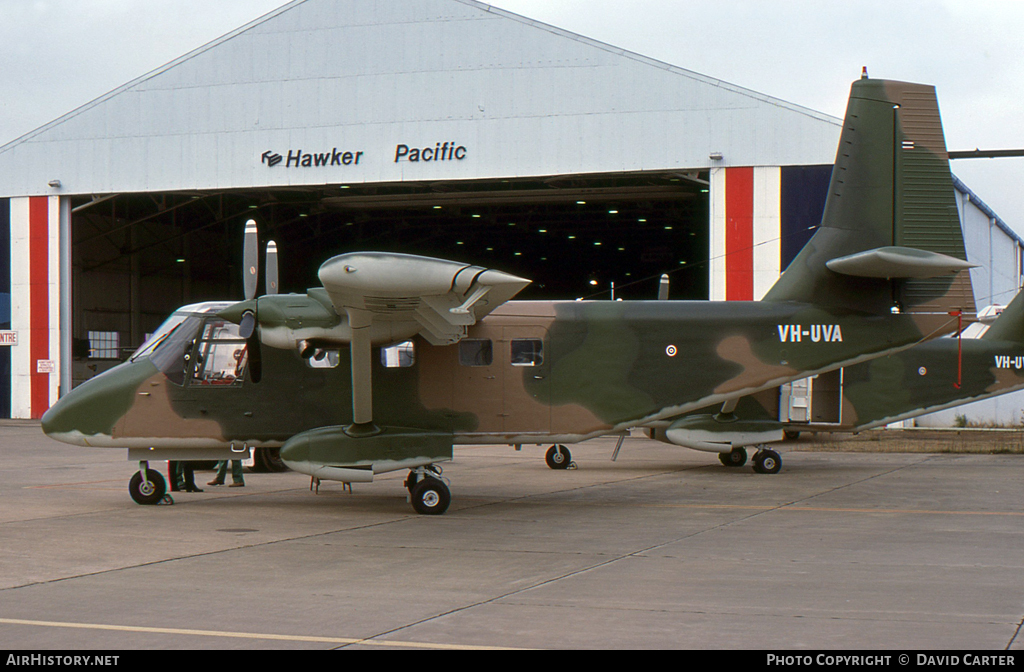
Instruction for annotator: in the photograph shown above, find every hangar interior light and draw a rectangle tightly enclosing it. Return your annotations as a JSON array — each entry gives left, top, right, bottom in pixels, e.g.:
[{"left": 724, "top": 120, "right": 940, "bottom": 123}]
[{"left": 66, "top": 170, "right": 710, "bottom": 365}]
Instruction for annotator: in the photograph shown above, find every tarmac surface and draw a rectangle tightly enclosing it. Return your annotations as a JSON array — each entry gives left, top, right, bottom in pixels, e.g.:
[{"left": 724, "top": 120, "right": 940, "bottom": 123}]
[{"left": 1, "top": 421, "right": 1023, "bottom": 651}]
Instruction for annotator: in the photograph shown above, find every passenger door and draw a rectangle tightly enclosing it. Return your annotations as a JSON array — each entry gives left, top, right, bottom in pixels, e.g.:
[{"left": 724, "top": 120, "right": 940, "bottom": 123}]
[
  {"left": 502, "top": 327, "right": 550, "bottom": 435},
  {"left": 451, "top": 325, "right": 505, "bottom": 434}
]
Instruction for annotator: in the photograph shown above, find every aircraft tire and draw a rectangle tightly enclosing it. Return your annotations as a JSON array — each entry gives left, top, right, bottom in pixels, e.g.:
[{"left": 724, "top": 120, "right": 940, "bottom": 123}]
[
  {"left": 752, "top": 449, "right": 782, "bottom": 475},
  {"left": 252, "top": 448, "right": 289, "bottom": 473},
  {"left": 545, "top": 445, "right": 572, "bottom": 470},
  {"left": 129, "top": 469, "right": 167, "bottom": 505},
  {"left": 410, "top": 478, "right": 450, "bottom": 516},
  {"left": 718, "top": 448, "right": 748, "bottom": 468}
]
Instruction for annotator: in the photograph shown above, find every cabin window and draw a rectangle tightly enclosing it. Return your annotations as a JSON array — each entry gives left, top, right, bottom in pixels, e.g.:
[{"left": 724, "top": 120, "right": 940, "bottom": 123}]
[
  {"left": 510, "top": 339, "right": 544, "bottom": 367},
  {"left": 307, "top": 348, "right": 341, "bottom": 369},
  {"left": 190, "top": 321, "right": 248, "bottom": 386},
  {"left": 381, "top": 341, "right": 415, "bottom": 368},
  {"left": 459, "top": 339, "right": 493, "bottom": 367},
  {"left": 88, "top": 331, "right": 121, "bottom": 359}
]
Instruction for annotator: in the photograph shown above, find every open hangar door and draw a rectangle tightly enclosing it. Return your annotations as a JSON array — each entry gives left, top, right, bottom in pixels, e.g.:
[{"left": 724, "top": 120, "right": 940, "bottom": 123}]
[{"left": 68, "top": 170, "right": 709, "bottom": 386}]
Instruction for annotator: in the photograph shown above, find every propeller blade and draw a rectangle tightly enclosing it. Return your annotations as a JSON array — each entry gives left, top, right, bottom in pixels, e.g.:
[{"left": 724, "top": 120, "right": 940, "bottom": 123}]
[
  {"left": 243, "top": 220, "right": 259, "bottom": 301},
  {"left": 266, "top": 240, "right": 279, "bottom": 295},
  {"left": 238, "top": 311, "right": 256, "bottom": 340},
  {"left": 248, "top": 334, "right": 263, "bottom": 384}
]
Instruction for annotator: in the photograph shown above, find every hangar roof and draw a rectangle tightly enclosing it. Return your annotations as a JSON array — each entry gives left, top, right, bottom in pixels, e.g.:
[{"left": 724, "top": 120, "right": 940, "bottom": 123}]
[{"left": 0, "top": 0, "right": 841, "bottom": 197}]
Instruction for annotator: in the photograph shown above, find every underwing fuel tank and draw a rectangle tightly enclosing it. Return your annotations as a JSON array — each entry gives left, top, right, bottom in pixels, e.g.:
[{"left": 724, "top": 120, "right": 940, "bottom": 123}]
[
  {"left": 661, "top": 415, "right": 786, "bottom": 454},
  {"left": 280, "top": 426, "right": 454, "bottom": 483}
]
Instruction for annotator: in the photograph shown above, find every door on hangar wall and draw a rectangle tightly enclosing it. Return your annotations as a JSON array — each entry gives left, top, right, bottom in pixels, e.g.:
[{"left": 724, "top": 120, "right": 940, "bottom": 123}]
[{"left": 0, "top": 198, "right": 10, "bottom": 418}]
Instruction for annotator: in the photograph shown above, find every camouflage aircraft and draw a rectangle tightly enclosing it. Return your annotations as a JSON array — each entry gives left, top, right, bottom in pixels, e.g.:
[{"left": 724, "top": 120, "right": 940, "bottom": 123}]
[
  {"left": 659, "top": 291, "right": 1024, "bottom": 469},
  {"left": 42, "top": 77, "right": 978, "bottom": 514}
]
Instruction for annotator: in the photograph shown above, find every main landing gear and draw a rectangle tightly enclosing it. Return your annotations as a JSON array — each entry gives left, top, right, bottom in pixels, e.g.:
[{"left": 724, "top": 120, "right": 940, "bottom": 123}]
[
  {"left": 717, "top": 447, "right": 782, "bottom": 474},
  {"left": 404, "top": 465, "right": 451, "bottom": 515},
  {"left": 718, "top": 447, "right": 748, "bottom": 468},
  {"left": 752, "top": 447, "right": 782, "bottom": 474}
]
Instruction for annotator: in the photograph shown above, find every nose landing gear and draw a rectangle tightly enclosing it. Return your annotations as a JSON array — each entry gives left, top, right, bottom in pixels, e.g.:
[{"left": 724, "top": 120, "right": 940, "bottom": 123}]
[
  {"left": 129, "top": 462, "right": 170, "bottom": 505},
  {"left": 545, "top": 445, "right": 575, "bottom": 470}
]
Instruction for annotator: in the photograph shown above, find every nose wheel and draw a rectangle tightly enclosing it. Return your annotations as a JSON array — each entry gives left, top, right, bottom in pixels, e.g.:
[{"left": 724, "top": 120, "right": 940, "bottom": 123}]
[
  {"left": 545, "top": 445, "right": 574, "bottom": 470},
  {"left": 129, "top": 463, "right": 168, "bottom": 505}
]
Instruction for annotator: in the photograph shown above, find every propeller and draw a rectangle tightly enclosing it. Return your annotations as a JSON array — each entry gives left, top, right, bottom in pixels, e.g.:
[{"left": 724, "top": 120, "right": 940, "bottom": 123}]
[
  {"left": 266, "top": 241, "right": 279, "bottom": 295},
  {"left": 235, "top": 220, "right": 277, "bottom": 384}
]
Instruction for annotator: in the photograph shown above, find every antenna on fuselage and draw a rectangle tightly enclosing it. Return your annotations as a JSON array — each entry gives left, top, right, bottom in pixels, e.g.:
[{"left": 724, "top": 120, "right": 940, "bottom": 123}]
[{"left": 658, "top": 274, "right": 670, "bottom": 301}]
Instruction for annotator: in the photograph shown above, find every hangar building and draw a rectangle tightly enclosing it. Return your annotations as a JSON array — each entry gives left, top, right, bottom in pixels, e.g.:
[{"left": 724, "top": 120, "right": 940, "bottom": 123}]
[{"left": 0, "top": 0, "right": 1020, "bottom": 424}]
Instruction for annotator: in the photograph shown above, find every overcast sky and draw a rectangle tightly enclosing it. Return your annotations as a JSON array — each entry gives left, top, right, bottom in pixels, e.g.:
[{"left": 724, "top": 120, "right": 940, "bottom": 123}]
[{"left": 2, "top": 0, "right": 1023, "bottom": 228}]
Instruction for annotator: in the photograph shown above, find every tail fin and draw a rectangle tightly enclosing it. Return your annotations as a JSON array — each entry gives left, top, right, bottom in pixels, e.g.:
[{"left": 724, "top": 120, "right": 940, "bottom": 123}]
[
  {"left": 764, "top": 78, "right": 976, "bottom": 328},
  {"left": 980, "top": 290, "right": 1024, "bottom": 343}
]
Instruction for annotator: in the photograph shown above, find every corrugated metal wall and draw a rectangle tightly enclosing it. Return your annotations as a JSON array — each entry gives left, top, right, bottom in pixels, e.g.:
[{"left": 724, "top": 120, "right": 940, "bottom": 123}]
[{"left": 0, "top": 0, "right": 839, "bottom": 197}]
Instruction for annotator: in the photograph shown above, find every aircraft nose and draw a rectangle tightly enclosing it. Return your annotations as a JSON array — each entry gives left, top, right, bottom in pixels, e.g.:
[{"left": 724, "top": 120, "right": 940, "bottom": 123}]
[{"left": 41, "top": 360, "right": 157, "bottom": 445}]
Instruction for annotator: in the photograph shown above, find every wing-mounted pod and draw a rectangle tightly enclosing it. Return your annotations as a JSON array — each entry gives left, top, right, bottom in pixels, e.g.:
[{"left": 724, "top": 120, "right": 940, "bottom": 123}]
[{"left": 659, "top": 414, "right": 785, "bottom": 453}]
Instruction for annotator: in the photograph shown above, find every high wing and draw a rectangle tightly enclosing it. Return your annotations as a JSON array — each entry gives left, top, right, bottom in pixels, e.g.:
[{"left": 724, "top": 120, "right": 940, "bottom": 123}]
[
  {"left": 317, "top": 252, "right": 532, "bottom": 346},
  {"left": 221, "top": 251, "right": 530, "bottom": 351}
]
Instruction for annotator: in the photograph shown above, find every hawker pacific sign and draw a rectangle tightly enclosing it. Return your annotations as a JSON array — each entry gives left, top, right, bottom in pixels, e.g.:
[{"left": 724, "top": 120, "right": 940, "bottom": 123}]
[
  {"left": 394, "top": 142, "right": 468, "bottom": 163},
  {"left": 260, "top": 142, "right": 469, "bottom": 169},
  {"left": 262, "top": 149, "right": 364, "bottom": 168}
]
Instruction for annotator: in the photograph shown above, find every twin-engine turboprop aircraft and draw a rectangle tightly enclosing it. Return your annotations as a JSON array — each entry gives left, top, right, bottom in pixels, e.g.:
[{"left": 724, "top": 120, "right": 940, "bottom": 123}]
[
  {"left": 42, "top": 77, "right": 978, "bottom": 514},
  {"left": 660, "top": 290, "right": 1024, "bottom": 466}
]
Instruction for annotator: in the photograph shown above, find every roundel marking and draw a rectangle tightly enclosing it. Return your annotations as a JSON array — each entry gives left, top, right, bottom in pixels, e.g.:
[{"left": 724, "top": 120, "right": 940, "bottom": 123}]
[{"left": 666, "top": 345, "right": 678, "bottom": 357}]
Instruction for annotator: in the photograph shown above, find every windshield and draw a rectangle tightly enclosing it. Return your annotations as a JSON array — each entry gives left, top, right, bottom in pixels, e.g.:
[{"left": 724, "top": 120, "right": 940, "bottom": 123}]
[
  {"left": 136, "top": 313, "right": 204, "bottom": 385},
  {"left": 130, "top": 314, "right": 191, "bottom": 362}
]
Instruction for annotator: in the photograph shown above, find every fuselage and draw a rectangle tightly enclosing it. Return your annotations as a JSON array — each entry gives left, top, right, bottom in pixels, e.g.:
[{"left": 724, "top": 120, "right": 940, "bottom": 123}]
[
  {"left": 803, "top": 334, "right": 1024, "bottom": 432},
  {"left": 42, "top": 296, "right": 954, "bottom": 453}
]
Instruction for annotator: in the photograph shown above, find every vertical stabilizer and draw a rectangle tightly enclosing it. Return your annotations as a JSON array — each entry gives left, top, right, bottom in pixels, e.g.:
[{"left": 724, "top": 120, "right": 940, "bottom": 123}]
[{"left": 764, "top": 79, "right": 976, "bottom": 328}]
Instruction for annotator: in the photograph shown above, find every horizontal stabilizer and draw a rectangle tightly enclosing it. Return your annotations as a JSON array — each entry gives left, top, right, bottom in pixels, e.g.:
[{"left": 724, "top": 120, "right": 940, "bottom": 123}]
[{"left": 826, "top": 246, "right": 978, "bottom": 279}]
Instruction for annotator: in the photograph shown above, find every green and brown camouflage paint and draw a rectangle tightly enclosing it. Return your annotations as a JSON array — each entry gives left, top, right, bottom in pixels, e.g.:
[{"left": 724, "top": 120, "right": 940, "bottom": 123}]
[{"left": 42, "top": 78, "right": 978, "bottom": 475}]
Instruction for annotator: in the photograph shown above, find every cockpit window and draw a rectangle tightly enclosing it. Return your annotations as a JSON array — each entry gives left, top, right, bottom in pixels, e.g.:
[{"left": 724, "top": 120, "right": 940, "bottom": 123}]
[
  {"left": 139, "top": 314, "right": 204, "bottom": 386},
  {"left": 191, "top": 321, "right": 248, "bottom": 386},
  {"left": 131, "top": 314, "right": 190, "bottom": 362}
]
